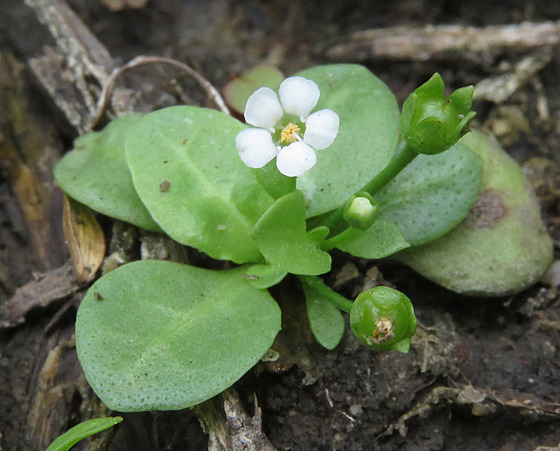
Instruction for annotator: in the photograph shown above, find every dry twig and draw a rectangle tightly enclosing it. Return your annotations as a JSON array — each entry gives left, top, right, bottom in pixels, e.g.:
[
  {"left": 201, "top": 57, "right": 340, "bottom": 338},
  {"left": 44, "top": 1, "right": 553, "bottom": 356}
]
[
  {"left": 24, "top": 0, "right": 117, "bottom": 131},
  {"left": 327, "top": 22, "right": 560, "bottom": 62},
  {"left": 0, "top": 263, "right": 80, "bottom": 328},
  {"left": 384, "top": 383, "right": 560, "bottom": 437},
  {"left": 474, "top": 53, "right": 552, "bottom": 103}
]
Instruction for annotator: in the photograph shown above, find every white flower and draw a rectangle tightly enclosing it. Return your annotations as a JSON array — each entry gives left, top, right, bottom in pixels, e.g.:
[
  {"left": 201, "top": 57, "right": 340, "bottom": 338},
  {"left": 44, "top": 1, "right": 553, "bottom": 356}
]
[{"left": 235, "top": 76, "right": 340, "bottom": 177}]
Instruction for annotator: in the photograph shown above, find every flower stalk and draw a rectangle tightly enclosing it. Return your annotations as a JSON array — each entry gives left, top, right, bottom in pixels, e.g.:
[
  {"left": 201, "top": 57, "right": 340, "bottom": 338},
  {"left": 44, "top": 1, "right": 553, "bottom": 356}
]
[
  {"left": 315, "top": 73, "right": 475, "bottom": 236},
  {"left": 315, "top": 143, "right": 418, "bottom": 232},
  {"left": 360, "top": 144, "right": 418, "bottom": 196}
]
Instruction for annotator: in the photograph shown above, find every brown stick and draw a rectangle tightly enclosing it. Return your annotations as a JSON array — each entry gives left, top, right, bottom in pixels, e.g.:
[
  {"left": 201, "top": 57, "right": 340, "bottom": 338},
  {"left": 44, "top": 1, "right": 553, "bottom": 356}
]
[
  {"left": 24, "top": 0, "right": 117, "bottom": 131},
  {"left": 327, "top": 22, "right": 560, "bottom": 62}
]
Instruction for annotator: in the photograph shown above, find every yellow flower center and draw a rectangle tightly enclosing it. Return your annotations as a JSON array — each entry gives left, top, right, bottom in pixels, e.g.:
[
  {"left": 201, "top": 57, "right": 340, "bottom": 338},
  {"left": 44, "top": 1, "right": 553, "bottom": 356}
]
[{"left": 280, "top": 123, "right": 301, "bottom": 144}]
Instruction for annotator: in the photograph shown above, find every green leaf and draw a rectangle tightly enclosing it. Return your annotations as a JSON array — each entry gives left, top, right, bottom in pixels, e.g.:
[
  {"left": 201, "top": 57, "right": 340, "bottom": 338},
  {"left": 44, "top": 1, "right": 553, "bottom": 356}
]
[
  {"left": 242, "top": 263, "right": 287, "bottom": 289},
  {"left": 126, "top": 106, "right": 274, "bottom": 264},
  {"left": 54, "top": 114, "right": 161, "bottom": 232},
  {"left": 335, "top": 220, "right": 410, "bottom": 259},
  {"left": 223, "top": 65, "right": 284, "bottom": 114},
  {"left": 255, "top": 159, "right": 297, "bottom": 200},
  {"left": 46, "top": 417, "right": 123, "bottom": 451},
  {"left": 295, "top": 64, "right": 400, "bottom": 217},
  {"left": 375, "top": 143, "right": 483, "bottom": 246},
  {"left": 252, "top": 191, "right": 332, "bottom": 275},
  {"left": 396, "top": 130, "right": 553, "bottom": 295},
  {"left": 76, "top": 260, "right": 281, "bottom": 412},
  {"left": 303, "top": 282, "right": 345, "bottom": 350}
]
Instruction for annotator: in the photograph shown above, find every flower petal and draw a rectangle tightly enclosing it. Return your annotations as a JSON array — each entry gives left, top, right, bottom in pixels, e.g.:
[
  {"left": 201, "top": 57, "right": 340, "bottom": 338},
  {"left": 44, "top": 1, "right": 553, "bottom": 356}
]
[
  {"left": 303, "top": 109, "right": 340, "bottom": 150},
  {"left": 278, "top": 77, "right": 320, "bottom": 122},
  {"left": 236, "top": 128, "right": 279, "bottom": 168},
  {"left": 244, "top": 87, "right": 283, "bottom": 130},
  {"left": 276, "top": 142, "right": 317, "bottom": 177}
]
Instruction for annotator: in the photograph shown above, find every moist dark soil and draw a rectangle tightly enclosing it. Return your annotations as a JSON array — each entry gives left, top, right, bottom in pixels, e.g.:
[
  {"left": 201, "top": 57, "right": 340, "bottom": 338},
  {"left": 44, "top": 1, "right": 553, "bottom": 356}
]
[{"left": 1, "top": 1, "right": 560, "bottom": 450}]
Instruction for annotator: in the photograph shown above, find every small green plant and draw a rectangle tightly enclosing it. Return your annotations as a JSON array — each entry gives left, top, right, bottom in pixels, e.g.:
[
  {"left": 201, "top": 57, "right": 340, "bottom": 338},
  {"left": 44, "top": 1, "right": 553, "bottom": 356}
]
[{"left": 54, "top": 64, "right": 552, "bottom": 412}]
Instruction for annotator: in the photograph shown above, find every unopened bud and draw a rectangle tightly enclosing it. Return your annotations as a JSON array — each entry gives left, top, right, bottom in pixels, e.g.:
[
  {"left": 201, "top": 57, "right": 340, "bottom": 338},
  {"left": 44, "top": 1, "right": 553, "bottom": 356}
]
[
  {"left": 343, "top": 192, "right": 378, "bottom": 230},
  {"left": 400, "top": 73, "right": 476, "bottom": 155}
]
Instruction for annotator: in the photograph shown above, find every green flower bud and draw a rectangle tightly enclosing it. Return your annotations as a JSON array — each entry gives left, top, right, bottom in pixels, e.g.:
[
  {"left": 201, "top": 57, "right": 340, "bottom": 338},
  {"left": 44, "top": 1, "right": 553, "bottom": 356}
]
[
  {"left": 400, "top": 73, "right": 476, "bottom": 155},
  {"left": 343, "top": 192, "right": 378, "bottom": 230},
  {"left": 350, "top": 286, "right": 416, "bottom": 353}
]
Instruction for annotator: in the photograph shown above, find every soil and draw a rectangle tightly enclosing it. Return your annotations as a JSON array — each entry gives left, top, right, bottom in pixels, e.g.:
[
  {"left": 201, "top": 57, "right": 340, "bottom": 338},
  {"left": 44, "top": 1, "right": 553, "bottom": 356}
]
[{"left": 1, "top": 1, "right": 560, "bottom": 450}]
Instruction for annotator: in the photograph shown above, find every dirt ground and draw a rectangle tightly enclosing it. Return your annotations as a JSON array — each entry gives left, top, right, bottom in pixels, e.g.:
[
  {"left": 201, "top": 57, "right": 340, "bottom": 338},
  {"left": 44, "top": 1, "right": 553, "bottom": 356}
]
[{"left": 1, "top": 1, "right": 560, "bottom": 450}]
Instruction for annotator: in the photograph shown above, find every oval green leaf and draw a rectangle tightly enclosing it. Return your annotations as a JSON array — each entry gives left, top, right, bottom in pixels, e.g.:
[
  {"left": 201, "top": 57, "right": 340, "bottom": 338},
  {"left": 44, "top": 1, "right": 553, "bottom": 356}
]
[
  {"left": 46, "top": 417, "right": 123, "bottom": 451},
  {"left": 252, "top": 191, "right": 332, "bottom": 275},
  {"left": 223, "top": 64, "right": 284, "bottom": 114},
  {"left": 76, "top": 260, "right": 281, "bottom": 412},
  {"left": 303, "top": 282, "right": 345, "bottom": 350},
  {"left": 375, "top": 142, "right": 483, "bottom": 246},
  {"left": 396, "top": 130, "right": 553, "bottom": 295},
  {"left": 54, "top": 114, "right": 161, "bottom": 232},
  {"left": 335, "top": 220, "right": 410, "bottom": 259},
  {"left": 242, "top": 263, "right": 288, "bottom": 289},
  {"left": 126, "top": 106, "right": 274, "bottom": 264},
  {"left": 295, "top": 64, "right": 400, "bottom": 217}
]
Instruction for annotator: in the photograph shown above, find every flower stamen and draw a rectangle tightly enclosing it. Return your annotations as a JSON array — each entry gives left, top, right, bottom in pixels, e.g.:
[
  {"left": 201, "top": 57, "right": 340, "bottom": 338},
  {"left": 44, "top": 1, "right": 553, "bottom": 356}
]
[
  {"left": 367, "top": 316, "right": 395, "bottom": 344},
  {"left": 280, "top": 123, "right": 301, "bottom": 144},
  {"left": 236, "top": 76, "right": 339, "bottom": 177}
]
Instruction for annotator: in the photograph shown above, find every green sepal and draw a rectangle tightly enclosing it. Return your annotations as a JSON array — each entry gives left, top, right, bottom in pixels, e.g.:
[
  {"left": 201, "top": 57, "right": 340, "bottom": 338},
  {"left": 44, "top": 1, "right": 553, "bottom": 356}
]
[{"left": 449, "top": 85, "right": 474, "bottom": 114}]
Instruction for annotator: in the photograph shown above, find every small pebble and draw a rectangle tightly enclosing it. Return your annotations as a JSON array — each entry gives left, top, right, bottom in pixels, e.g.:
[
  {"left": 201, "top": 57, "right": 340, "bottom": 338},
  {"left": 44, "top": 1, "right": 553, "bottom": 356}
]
[{"left": 349, "top": 404, "right": 363, "bottom": 416}]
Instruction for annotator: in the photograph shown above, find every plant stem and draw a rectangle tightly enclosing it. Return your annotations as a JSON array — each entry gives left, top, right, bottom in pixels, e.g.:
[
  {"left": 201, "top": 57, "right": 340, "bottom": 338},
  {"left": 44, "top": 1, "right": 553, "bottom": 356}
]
[
  {"left": 300, "top": 275, "right": 354, "bottom": 313},
  {"left": 316, "top": 144, "right": 419, "bottom": 232},
  {"left": 361, "top": 144, "right": 418, "bottom": 195}
]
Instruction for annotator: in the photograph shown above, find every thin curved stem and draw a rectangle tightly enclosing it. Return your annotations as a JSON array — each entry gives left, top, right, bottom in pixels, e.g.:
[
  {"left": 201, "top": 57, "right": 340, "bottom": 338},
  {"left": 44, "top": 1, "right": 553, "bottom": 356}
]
[
  {"left": 314, "top": 144, "right": 419, "bottom": 232},
  {"left": 361, "top": 144, "right": 418, "bottom": 195},
  {"left": 92, "top": 55, "right": 230, "bottom": 127}
]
